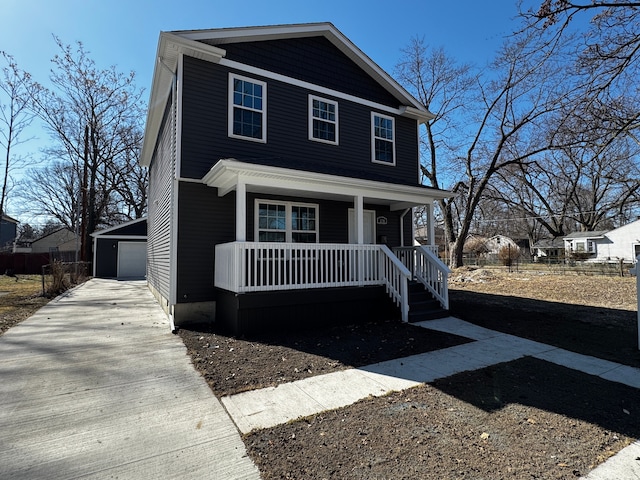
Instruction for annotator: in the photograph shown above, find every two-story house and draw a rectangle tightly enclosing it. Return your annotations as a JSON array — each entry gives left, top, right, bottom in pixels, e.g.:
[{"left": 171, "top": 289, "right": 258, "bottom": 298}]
[{"left": 140, "top": 23, "right": 451, "bottom": 334}]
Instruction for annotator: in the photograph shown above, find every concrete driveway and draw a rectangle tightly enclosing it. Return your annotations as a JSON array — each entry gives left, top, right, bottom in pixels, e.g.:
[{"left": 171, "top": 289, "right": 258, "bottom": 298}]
[{"left": 0, "top": 279, "right": 260, "bottom": 480}]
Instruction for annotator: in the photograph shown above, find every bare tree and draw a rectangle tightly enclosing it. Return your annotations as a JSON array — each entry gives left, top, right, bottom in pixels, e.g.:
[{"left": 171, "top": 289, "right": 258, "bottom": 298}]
[
  {"left": 0, "top": 52, "right": 39, "bottom": 234},
  {"left": 24, "top": 37, "right": 147, "bottom": 260},
  {"left": 394, "top": 39, "right": 475, "bottom": 255},
  {"left": 397, "top": 30, "right": 575, "bottom": 267},
  {"left": 521, "top": 1, "right": 640, "bottom": 139}
]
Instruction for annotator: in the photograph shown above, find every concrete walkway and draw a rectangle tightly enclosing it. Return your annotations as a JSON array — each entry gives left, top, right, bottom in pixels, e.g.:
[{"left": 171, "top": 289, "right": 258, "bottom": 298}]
[{"left": 0, "top": 279, "right": 260, "bottom": 480}]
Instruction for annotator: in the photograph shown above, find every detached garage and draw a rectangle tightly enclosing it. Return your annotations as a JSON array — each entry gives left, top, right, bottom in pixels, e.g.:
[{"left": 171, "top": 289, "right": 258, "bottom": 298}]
[{"left": 92, "top": 218, "right": 147, "bottom": 279}]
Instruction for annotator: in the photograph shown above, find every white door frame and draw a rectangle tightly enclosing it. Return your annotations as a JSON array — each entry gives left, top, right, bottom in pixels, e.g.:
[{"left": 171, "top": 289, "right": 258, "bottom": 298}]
[{"left": 348, "top": 209, "right": 376, "bottom": 244}]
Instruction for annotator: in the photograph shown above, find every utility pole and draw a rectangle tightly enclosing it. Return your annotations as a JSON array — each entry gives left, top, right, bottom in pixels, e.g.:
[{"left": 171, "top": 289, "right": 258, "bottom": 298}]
[{"left": 80, "top": 125, "right": 88, "bottom": 262}]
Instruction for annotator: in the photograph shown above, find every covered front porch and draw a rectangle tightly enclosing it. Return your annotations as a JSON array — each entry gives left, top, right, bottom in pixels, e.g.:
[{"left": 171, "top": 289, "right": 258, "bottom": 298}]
[{"left": 202, "top": 159, "right": 451, "bottom": 333}]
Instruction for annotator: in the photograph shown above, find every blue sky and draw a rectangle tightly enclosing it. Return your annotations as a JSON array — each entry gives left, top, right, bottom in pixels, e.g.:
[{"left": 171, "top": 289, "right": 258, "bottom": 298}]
[{"left": 1, "top": 0, "right": 530, "bottom": 222}]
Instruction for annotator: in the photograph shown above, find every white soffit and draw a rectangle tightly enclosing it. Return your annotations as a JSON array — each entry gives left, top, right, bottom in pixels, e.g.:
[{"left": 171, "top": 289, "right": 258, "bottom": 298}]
[{"left": 202, "top": 159, "right": 451, "bottom": 208}]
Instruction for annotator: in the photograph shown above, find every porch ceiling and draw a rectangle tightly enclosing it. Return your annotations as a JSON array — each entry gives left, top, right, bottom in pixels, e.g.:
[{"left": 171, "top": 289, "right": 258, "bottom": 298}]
[{"left": 202, "top": 159, "right": 451, "bottom": 210}]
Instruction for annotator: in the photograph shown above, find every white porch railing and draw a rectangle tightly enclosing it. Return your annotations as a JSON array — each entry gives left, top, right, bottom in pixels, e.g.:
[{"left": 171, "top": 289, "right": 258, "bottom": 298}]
[
  {"left": 215, "top": 242, "right": 412, "bottom": 321},
  {"left": 393, "top": 245, "right": 450, "bottom": 310}
]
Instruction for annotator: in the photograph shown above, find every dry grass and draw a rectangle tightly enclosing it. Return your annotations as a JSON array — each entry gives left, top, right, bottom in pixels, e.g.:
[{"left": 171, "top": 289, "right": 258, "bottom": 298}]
[
  {"left": 0, "top": 274, "right": 50, "bottom": 335},
  {"left": 450, "top": 266, "right": 637, "bottom": 311}
]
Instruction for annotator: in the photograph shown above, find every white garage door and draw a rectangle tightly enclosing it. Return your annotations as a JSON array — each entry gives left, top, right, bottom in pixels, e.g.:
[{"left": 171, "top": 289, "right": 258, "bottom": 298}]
[{"left": 117, "top": 242, "right": 147, "bottom": 278}]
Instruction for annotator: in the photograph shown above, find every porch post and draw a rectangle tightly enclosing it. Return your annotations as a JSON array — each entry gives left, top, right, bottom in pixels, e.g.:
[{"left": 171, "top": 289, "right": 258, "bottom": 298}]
[
  {"left": 355, "top": 195, "right": 364, "bottom": 244},
  {"left": 355, "top": 194, "right": 364, "bottom": 284},
  {"left": 428, "top": 202, "right": 435, "bottom": 247},
  {"left": 236, "top": 179, "right": 246, "bottom": 242}
]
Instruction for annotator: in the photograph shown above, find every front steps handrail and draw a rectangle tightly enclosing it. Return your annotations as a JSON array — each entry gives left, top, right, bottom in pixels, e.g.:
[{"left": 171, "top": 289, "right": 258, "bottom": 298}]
[{"left": 414, "top": 245, "right": 450, "bottom": 310}]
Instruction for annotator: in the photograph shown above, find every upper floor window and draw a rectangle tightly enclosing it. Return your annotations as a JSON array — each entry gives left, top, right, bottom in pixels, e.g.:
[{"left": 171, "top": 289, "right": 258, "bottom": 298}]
[
  {"left": 309, "top": 95, "right": 338, "bottom": 144},
  {"left": 228, "top": 74, "right": 266, "bottom": 142},
  {"left": 371, "top": 113, "right": 395, "bottom": 165}
]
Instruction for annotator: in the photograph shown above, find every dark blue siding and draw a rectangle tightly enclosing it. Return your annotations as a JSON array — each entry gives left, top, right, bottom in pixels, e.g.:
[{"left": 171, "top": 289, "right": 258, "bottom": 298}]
[
  {"left": 176, "top": 182, "right": 235, "bottom": 303},
  {"left": 208, "top": 36, "right": 401, "bottom": 107},
  {"left": 180, "top": 56, "right": 419, "bottom": 185}
]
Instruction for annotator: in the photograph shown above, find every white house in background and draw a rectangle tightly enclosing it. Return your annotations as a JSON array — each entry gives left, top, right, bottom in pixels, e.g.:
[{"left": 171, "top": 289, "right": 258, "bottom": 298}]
[
  {"left": 564, "top": 219, "right": 640, "bottom": 263},
  {"left": 485, "top": 235, "right": 518, "bottom": 258},
  {"left": 531, "top": 237, "right": 565, "bottom": 262}
]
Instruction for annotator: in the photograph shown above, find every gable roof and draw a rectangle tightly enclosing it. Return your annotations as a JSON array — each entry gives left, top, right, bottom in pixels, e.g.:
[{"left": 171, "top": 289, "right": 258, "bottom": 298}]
[
  {"left": 91, "top": 217, "right": 147, "bottom": 238},
  {"left": 563, "top": 231, "right": 607, "bottom": 241},
  {"left": 140, "top": 22, "right": 434, "bottom": 168},
  {"left": 32, "top": 227, "right": 74, "bottom": 243},
  {"left": 1, "top": 214, "right": 18, "bottom": 224},
  {"left": 532, "top": 238, "right": 565, "bottom": 249}
]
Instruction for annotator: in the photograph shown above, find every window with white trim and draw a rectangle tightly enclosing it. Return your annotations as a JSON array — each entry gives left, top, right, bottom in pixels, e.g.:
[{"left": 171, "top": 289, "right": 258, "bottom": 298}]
[
  {"left": 309, "top": 95, "right": 338, "bottom": 144},
  {"left": 228, "top": 73, "right": 266, "bottom": 142},
  {"left": 256, "top": 200, "right": 318, "bottom": 243},
  {"left": 371, "top": 113, "right": 395, "bottom": 165},
  {"left": 574, "top": 240, "right": 596, "bottom": 253}
]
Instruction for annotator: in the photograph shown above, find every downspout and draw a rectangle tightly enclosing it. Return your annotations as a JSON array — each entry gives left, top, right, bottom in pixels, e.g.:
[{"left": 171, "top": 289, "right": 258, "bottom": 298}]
[{"left": 399, "top": 208, "right": 411, "bottom": 246}]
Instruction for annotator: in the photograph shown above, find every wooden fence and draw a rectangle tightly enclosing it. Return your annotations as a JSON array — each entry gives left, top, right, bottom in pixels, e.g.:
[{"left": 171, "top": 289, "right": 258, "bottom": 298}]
[{"left": 0, "top": 253, "right": 52, "bottom": 275}]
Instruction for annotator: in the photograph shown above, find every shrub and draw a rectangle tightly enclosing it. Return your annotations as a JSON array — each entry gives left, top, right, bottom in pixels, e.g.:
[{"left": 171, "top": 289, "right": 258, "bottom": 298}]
[{"left": 498, "top": 245, "right": 520, "bottom": 266}]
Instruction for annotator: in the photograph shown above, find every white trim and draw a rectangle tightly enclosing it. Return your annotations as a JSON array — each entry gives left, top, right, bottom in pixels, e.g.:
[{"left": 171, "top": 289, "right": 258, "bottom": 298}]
[
  {"left": 371, "top": 112, "right": 396, "bottom": 166},
  {"left": 91, "top": 217, "right": 147, "bottom": 237},
  {"left": 348, "top": 208, "right": 376, "bottom": 244},
  {"left": 236, "top": 180, "right": 246, "bottom": 241},
  {"left": 203, "top": 159, "right": 452, "bottom": 206},
  {"left": 222, "top": 58, "right": 408, "bottom": 120},
  {"left": 95, "top": 235, "right": 148, "bottom": 240},
  {"left": 308, "top": 94, "right": 339, "bottom": 145},
  {"left": 176, "top": 54, "right": 184, "bottom": 178},
  {"left": 228, "top": 72, "right": 267, "bottom": 143},
  {"left": 92, "top": 236, "right": 97, "bottom": 277},
  {"left": 116, "top": 241, "right": 148, "bottom": 278},
  {"left": 254, "top": 199, "right": 319, "bottom": 243}
]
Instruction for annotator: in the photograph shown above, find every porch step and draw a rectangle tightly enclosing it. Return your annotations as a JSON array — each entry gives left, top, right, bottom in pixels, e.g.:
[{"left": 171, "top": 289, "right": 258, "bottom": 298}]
[{"left": 407, "top": 281, "right": 449, "bottom": 323}]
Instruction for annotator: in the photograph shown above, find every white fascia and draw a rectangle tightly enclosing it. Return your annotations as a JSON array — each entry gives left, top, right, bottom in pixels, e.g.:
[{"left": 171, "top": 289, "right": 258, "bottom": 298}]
[{"left": 202, "top": 159, "right": 452, "bottom": 210}]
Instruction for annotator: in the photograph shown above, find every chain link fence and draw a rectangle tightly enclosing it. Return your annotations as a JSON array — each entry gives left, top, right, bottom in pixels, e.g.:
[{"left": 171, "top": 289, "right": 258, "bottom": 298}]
[{"left": 41, "top": 261, "right": 91, "bottom": 297}]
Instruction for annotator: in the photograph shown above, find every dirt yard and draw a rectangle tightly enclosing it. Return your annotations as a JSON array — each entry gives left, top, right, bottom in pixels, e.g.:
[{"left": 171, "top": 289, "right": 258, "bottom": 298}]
[
  {"left": 2, "top": 270, "right": 638, "bottom": 479},
  {"left": 180, "top": 268, "right": 640, "bottom": 479}
]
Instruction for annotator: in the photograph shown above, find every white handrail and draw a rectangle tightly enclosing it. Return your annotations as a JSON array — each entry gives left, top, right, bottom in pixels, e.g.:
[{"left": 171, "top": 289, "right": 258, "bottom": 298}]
[
  {"left": 378, "top": 245, "right": 411, "bottom": 322},
  {"left": 414, "top": 245, "right": 450, "bottom": 310},
  {"left": 215, "top": 242, "right": 412, "bottom": 321}
]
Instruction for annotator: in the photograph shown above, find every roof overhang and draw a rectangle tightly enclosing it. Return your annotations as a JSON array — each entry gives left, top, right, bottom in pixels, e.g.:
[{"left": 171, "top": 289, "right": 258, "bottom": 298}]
[
  {"left": 139, "top": 33, "right": 226, "bottom": 167},
  {"left": 563, "top": 233, "right": 607, "bottom": 241},
  {"left": 202, "top": 159, "right": 451, "bottom": 210},
  {"left": 91, "top": 217, "right": 148, "bottom": 238},
  {"left": 140, "top": 23, "right": 434, "bottom": 168}
]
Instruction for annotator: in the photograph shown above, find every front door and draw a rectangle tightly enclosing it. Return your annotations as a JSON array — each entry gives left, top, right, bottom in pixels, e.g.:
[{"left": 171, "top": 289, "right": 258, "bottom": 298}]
[{"left": 348, "top": 209, "right": 376, "bottom": 244}]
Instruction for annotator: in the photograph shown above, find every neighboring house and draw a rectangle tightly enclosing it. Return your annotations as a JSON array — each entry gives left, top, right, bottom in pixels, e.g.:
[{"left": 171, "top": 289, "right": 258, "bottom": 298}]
[
  {"left": 91, "top": 217, "right": 147, "bottom": 279},
  {"left": 531, "top": 237, "right": 565, "bottom": 262},
  {"left": 29, "top": 228, "right": 79, "bottom": 259},
  {"left": 564, "top": 219, "right": 640, "bottom": 263},
  {"left": 0, "top": 214, "right": 18, "bottom": 251},
  {"left": 140, "top": 23, "right": 451, "bottom": 334},
  {"left": 485, "top": 235, "right": 518, "bottom": 260}
]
